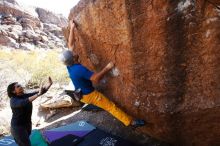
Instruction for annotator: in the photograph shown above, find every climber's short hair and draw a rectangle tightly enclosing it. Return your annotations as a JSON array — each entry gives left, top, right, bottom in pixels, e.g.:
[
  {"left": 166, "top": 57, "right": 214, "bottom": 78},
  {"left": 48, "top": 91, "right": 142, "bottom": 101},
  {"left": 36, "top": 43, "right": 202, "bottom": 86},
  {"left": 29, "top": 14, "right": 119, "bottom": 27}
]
[{"left": 60, "top": 50, "right": 76, "bottom": 66}]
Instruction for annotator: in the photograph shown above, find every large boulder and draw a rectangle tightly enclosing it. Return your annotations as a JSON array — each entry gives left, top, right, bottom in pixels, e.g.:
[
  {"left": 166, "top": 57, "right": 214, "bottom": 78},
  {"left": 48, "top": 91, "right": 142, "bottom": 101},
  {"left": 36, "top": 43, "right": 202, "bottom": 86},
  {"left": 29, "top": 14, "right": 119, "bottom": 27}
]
[
  {"left": 40, "top": 95, "right": 81, "bottom": 109},
  {"left": 66, "top": 0, "right": 220, "bottom": 145}
]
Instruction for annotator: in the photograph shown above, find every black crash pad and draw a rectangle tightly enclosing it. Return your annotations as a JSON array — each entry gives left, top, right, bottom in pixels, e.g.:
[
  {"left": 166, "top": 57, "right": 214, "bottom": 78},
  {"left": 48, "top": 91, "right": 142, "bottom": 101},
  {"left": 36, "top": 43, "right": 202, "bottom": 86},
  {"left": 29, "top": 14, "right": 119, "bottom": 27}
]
[{"left": 77, "top": 129, "right": 139, "bottom": 146}]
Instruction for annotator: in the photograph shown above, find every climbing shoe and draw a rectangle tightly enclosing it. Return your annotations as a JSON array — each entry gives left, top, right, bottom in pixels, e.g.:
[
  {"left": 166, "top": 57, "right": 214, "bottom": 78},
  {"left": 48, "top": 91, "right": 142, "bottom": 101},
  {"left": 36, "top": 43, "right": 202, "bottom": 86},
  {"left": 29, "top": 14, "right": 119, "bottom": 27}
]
[{"left": 131, "top": 120, "right": 145, "bottom": 127}]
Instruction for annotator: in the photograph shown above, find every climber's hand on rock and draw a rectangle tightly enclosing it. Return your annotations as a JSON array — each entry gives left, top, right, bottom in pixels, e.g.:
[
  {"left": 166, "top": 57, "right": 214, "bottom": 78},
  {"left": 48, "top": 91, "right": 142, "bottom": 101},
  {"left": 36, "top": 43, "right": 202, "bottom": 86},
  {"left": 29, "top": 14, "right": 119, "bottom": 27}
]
[
  {"left": 106, "top": 62, "right": 114, "bottom": 70},
  {"left": 69, "top": 20, "right": 76, "bottom": 29}
]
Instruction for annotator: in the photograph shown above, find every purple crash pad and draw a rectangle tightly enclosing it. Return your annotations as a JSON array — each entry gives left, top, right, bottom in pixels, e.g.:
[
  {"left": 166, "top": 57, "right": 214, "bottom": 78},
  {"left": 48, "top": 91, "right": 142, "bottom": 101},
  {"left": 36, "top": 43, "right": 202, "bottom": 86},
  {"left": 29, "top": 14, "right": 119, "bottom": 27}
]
[{"left": 43, "top": 121, "right": 95, "bottom": 143}]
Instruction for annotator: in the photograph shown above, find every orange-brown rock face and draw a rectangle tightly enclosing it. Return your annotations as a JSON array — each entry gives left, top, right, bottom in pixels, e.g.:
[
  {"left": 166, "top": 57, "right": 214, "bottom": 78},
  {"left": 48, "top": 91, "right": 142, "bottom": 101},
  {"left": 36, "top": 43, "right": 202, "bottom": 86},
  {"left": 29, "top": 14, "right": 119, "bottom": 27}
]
[{"left": 66, "top": 0, "right": 220, "bottom": 145}]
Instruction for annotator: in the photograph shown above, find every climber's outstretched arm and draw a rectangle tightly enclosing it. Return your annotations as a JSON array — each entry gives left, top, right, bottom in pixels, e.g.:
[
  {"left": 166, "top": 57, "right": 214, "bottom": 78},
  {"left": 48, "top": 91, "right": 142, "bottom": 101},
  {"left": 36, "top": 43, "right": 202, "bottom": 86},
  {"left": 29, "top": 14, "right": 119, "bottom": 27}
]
[
  {"left": 90, "top": 62, "right": 114, "bottom": 84},
  {"left": 68, "top": 20, "right": 76, "bottom": 50}
]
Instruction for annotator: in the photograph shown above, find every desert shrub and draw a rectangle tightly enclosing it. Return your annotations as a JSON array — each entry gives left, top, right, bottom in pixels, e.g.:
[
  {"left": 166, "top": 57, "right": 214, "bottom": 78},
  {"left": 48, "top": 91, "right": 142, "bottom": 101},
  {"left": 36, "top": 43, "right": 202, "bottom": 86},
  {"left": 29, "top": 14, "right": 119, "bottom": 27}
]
[{"left": 0, "top": 49, "right": 69, "bottom": 87}]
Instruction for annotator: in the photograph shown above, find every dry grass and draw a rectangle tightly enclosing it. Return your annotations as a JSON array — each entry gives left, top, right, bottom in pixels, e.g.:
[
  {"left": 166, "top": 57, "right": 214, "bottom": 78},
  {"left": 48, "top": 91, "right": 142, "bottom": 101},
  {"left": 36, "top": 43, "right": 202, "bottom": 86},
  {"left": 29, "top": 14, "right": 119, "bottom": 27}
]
[{"left": 0, "top": 49, "right": 69, "bottom": 86}]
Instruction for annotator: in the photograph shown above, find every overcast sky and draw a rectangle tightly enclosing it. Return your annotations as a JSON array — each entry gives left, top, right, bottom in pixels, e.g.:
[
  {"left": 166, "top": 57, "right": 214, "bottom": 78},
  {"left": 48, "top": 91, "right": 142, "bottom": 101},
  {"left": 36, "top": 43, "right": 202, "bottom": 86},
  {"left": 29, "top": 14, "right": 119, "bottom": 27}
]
[{"left": 16, "top": 0, "right": 80, "bottom": 17}]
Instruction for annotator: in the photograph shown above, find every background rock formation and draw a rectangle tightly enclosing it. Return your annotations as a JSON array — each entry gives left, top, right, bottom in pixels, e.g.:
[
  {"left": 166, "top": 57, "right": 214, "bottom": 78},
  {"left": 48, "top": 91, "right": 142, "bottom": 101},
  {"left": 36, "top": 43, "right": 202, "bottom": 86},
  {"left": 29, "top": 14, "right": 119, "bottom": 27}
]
[
  {"left": 66, "top": 0, "right": 220, "bottom": 145},
  {"left": 0, "top": 0, "right": 67, "bottom": 50},
  {"left": 36, "top": 8, "right": 67, "bottom": 27}
]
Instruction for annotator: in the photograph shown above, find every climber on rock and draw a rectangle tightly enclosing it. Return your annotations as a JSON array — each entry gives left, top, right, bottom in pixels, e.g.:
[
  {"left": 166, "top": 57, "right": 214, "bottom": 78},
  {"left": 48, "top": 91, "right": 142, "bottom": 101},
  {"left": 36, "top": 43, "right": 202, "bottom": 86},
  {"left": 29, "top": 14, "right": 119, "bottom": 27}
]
[{"left": 60, "top": 20, "right": 145, "bottom": 127}]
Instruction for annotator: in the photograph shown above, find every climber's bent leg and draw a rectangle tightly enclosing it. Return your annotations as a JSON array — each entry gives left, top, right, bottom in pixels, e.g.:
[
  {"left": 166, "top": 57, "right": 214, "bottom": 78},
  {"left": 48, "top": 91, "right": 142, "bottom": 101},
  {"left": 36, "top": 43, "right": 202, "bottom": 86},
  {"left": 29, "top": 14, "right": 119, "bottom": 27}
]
[{"left": 81, "top": 90, "right": 133, "bottom": 126}]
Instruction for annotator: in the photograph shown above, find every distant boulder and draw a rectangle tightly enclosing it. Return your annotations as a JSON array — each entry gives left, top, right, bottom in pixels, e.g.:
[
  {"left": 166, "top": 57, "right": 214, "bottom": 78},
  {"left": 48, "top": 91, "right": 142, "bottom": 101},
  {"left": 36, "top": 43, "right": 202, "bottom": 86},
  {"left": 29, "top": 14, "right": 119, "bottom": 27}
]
[
  {"left": 0, "top": 35, "right": 19, "bottom": 48},
  {"left": 2, "top": 0, "right": 18, "bottom": 5},
  {"left": 36, "top": 8, "right": 67, "bottom": 27},
  {"left": 0, "top": 0, "right": 67, "bottom": 50}
]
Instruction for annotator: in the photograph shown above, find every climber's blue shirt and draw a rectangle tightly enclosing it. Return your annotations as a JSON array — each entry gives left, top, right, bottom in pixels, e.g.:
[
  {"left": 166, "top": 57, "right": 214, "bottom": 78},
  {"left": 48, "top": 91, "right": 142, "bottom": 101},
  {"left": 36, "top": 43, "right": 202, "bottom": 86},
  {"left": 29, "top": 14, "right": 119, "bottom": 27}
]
[{"left": 67, "top": 64, "right": 94, "bottom": 95}]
